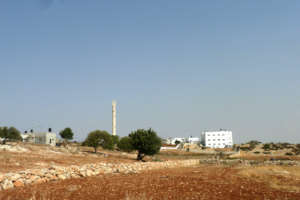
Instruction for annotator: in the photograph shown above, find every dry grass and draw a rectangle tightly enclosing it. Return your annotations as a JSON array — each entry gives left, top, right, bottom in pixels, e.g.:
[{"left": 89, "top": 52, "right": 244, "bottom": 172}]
[{"left": 238, "top": 165, "right": 300, "bottom": 192}]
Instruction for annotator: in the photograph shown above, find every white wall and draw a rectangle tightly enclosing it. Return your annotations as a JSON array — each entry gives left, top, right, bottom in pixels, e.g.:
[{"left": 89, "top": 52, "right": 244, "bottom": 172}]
[{"left": 202, "top": 130, "right": 233, "bottom": 148}]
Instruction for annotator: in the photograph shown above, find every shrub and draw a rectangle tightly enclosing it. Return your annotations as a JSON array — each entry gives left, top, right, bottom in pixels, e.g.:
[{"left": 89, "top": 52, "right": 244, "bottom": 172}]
[
  {"left": 84, "top": 130, "right": 113, "bottom": 153},
  {"left": 117, "top": 136, "right": 134, "bottom": 153},
  {"left": 263, "top": 143, "right": 271, "bottom": 151},
  {"left": 129, "top": 128, "right": 162, "bottom": 161},
  {"left": 285, "top": 152, "right": 293, "bottom": 156}
]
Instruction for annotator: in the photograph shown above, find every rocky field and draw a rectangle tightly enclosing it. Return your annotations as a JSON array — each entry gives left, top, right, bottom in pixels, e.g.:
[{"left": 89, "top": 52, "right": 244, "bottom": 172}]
[
  {"left": 1, "top": 165, "right": 300, "bottom": 200},
  {"left": 1, "top": 143, "right": 300, "bottom": 200}
]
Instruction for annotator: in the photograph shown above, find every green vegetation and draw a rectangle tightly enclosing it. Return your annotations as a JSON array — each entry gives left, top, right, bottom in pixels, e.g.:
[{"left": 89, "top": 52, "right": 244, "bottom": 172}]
[
  {"left": 111, "top": 135, "right": 119, "bottom": 147},
  {"left": 117, "top": 136, "right": 134, "bottom": 152},
  {"left": 84, "top": 130, "right": 113, "bottom": 153},
  {"left": 0, "top": 126, "right": 22, "bottom": 144},
  {"left": 129, "top": 128, "right": 162, "bottom": 161},
  {"left": 59, "top": 127, "right": 74, "bottom": 141}
]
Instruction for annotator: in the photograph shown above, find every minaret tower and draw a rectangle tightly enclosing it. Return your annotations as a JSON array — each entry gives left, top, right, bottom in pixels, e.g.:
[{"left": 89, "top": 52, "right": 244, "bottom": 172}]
[{"left": 112, "top": 100, "right": 117, "bottom": 136}]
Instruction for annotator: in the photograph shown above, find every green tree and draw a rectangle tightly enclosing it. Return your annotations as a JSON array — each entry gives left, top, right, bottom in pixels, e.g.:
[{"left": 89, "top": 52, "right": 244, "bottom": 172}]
[
  {"left": 129, "top": 128, "right": 162, "bottom": 161},
  {"left": 7, "top": 127, "right": 22, "bottom": 141},
  {"left": 0, "top": 127, "right": 8, "bottom": 144},
  {"left": 0, "top": 126, "right": 22, "bottom": 144},
  {"left": 84, "top": 130, "right": 113, "bottom": 153},
  {"left": 174, "top": 140, "right": 181, "bottom": 146},
  {"left": 111, "top": 135, "right": 119, "bottom": 147},
  {"left": 59, "top": 128, "right": 74, "bottom": 141},
  {"left": 117, "top": 136, "right": 134, "bottom": 153}
]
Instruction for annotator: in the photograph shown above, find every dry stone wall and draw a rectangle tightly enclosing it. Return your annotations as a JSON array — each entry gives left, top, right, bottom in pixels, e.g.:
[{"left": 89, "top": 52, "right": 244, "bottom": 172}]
[{"left": 0, "top": 159, "right": 199, "bottom": 191}]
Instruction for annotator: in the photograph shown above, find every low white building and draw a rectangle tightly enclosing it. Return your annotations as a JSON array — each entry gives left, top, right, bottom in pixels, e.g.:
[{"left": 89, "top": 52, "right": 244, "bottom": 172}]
[
  {"left": 188, "top": 136, "right": 200, "bottom": 144},
  {"left": 34, "top": 131, "right": 56, "bottom": 146},
  {"left": 171, "top": 137, "right": 186, "bottom": 145},
  {"left": 201, "top": 130, "right": 233, "bottom": 148},
  {"left": 165, "top": 137, "right": 186, "bottom": 145}
]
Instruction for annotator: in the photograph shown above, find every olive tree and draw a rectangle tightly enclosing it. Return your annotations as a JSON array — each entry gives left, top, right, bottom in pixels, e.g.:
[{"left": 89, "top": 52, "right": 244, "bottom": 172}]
[
  {"left": 117, "top": 136, "right": 134, "bottom": 153},
  {"left": 59, "top": 127, "right": 74, "bottom": 142},
  {"left": 0, "top": 126, "right": 22, "bottom": 144},
  {"left": 129, "top": 128, "right": 162, "bottom": 161},
  {"left": 84, "top": 130, "right": 113, "bottom": 153}
]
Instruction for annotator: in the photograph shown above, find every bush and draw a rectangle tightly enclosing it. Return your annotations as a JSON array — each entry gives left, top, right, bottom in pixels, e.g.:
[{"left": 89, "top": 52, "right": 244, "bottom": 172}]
[
  {"left": 263, "top": 143, "right": 271, "bottom": 151},
  {"left": 129, "top": 128, "right": 162, "bottom": 161},
  {"left": 285, "top": 152, "right": 293, "bottom": 156},
  {"left": 254, "top": 151, "right": 260, "bottom": 154},
  {"left": 84, "top": 130, "right": 113, "bottom": 153},
  {"left": 117, "top": 136, "right": 134, "bottom": 153},
  {"left": 59, "top": 128, "right": 74, "bottom": 141}
]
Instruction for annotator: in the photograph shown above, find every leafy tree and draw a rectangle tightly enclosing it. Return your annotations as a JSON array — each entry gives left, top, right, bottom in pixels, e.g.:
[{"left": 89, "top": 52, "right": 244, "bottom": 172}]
[
  {"left": 0, "top": 127, "right": 8, "bottom": 144},
  {"left": 117, "top": 136, "right": 134, "bottom": 152},
  {"left": 174, "top": 140, "right": 181, "bottom": 145},
  {"left": 7, "top": 127, "right": 22, "bottom": 141},
  {"left": 111, "top": 135, "right": 119, "bottom": 147},
  {"left": 0, "top": 126, "right": 22, "bottom": 144},
  {"left": 129, "top": 128, "right": 162, "bottom": 161},
  {"left": 84, "top": 130, "right": 113, "bottom": 153},
  {"left": 59, "top": 127, "right": 74, "bottom": 141}
]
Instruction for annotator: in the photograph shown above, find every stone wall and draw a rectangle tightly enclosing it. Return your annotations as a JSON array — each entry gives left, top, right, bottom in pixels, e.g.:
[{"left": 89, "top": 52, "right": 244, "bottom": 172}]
[{"left": 0, "top": 159, "right": 199, "bottom": 191}]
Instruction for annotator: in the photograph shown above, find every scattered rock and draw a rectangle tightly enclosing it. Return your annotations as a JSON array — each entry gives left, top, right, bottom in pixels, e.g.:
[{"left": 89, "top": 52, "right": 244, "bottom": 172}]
[{"left": 13, "top": 180, "right": 24, "bottom": 187}]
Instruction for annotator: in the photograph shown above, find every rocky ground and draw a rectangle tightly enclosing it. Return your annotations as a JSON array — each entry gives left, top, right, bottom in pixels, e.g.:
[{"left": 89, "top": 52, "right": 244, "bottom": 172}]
[
  {"left": 1, "top": 143, "right": 300, "bottom": 199},
  {"left": 1, "top": 165, "right": 300, "bottom": 200}
]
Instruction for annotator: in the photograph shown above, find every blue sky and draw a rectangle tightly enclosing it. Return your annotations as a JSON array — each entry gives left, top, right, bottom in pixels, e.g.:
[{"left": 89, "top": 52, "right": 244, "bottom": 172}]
[{"left": 0, "top": 0, "right": 299, "bottom": 143}]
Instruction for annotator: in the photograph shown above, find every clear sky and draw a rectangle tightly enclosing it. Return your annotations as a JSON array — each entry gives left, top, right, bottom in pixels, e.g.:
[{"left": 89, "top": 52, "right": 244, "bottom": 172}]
[{"left": 0, "top": 0, "right": 299, "bottom": 143}]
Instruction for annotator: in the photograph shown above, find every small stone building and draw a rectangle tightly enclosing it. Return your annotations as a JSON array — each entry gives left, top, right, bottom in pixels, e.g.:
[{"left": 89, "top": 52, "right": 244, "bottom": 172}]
[{"left": 34, "top": 131, "right": 56, "bottom": 146}]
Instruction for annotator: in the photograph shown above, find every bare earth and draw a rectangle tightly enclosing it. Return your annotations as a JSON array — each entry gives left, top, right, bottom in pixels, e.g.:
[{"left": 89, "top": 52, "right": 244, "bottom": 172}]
[
  {"left": 1, "top": 143, "right": 300, "bottom": 200},
  {"left": 1, "top": 165, "right": 300, "bottom": 200}
]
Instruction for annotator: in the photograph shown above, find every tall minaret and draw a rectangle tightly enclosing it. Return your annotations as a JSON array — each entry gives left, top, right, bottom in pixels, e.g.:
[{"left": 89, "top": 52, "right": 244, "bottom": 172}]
[{"left": 112, "top": 100, "right": 117, "bottom": 136}]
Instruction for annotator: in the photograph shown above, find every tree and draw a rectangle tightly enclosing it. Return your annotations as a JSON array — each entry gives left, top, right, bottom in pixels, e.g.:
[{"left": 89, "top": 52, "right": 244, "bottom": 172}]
[
  {"left": 129, "top": 128, "right": 162, "bottom": 161},
  {"left": 59, "top": 128, "right": 74, "bottom": 141},
  {"left": 7, "top": 127, "right": 22, "bottom": 141},
  {"left": 111, "top": 135, "right": 119, "bottom": 147},
  {"left": 0, "top": 127, "right": 8, "bottom": 144},
  {"left": 0, "top": 126, "right": 22, "bottom": 144},
  {"left": 117, "top": 136, "right": 134, "bottom": 153},
  {"left": 84, "top": 130, "right": 113, "bottom": 153},
  {"left": 174, "top": 140, "right": 181, "bottom": 146}
]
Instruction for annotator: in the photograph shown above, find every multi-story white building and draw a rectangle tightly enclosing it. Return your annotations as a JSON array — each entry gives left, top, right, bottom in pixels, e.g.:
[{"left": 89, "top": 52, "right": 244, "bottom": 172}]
[{"left": 201, "top": 130, "right": 233, "bottom": 148}]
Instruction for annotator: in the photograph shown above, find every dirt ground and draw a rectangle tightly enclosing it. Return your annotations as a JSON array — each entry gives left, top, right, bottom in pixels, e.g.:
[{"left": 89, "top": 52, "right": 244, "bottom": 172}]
[
  {"left": 0, "top": 143, "right": 214, "bottom": 173},
  {"left": 0, "top": 144, "right": 137, "bottom": 173},
  {"left": 1, "top": 165, "right": 300, "bottom": 200}
]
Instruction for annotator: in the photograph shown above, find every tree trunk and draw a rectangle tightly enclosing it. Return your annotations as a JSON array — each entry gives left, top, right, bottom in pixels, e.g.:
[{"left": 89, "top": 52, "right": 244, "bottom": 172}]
[
  {"left": 94, "top": 147, "right": 97, "bottom": 153},
  {"left": 137, "top": 152, "right": 145, "bottom": 161}
]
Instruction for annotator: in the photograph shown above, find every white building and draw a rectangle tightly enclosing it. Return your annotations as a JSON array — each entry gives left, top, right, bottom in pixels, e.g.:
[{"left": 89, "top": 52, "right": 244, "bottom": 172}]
[
  {"left": 188, "top": 136, "right": 200, "bottom": 144},
  {"left": 171, "top": 137, "right": 186, "bottom": 145},
  {"left": 165, "top": 137, "right": 186, "bottom": 145},
  {"left": 201, "top": 130, "right": 233, "bottom": 148},
  {"left": 34, "top": 131, "right": 56, "bottom": 146}
]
